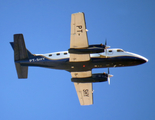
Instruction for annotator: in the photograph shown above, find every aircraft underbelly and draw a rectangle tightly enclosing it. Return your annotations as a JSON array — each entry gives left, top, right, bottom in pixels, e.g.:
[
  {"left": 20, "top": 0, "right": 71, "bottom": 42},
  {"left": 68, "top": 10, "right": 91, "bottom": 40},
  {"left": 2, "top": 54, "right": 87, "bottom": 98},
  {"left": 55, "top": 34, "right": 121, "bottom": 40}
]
[{"left": 19, "top": 56, "right": 144, "bottom": 72}]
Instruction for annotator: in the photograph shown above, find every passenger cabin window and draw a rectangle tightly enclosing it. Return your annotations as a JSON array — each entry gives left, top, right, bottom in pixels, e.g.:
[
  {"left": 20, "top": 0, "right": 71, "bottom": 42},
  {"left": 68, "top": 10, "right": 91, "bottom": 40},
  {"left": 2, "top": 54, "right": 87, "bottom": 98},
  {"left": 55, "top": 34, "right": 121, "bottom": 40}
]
[
  {"left": 108, "top": 50, "right": 112, "bottom": 52},
  {"left": 49, "top": 54, "right": 52, "bottom": 56},
  {"left": 117, "top": 49, "right": 124, "bottom": 52},
  {"left": 56, "top": 53, "right": 60, "bottom": 55},
  {"left": 64, "top": 53, "right": 67, "bottom": 55}
]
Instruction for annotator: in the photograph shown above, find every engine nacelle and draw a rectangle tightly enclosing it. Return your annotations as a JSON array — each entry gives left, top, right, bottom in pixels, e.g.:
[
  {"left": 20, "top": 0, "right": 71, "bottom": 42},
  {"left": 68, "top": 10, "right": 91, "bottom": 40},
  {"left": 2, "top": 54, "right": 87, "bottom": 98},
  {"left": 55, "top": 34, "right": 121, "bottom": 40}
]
[
  {"left": 89, "top": 44, "right": 105, "bottom": 48},
  {"left": 68, "top": 44, "right": 105, "bottom": 54},
  {"left": 71, "top": 73, "right": 108, "bottom": 83}
]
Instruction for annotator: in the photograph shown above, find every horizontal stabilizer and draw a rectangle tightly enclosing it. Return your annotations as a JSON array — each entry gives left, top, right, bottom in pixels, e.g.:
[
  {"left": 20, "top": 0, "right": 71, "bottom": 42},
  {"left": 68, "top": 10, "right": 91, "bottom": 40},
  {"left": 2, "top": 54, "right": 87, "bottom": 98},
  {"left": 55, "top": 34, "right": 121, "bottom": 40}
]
[
  {"left": 14, "top": 34, "right": 28, "bottom": 61},
  {"left": 15, "top": 63, "right": 28, "bottom": 78},
  {"left": 10, "top": 41, "right": 34, "bottom": 59},
  {"left": 13, "top": 34, "right": 29, "bottom": 78}
]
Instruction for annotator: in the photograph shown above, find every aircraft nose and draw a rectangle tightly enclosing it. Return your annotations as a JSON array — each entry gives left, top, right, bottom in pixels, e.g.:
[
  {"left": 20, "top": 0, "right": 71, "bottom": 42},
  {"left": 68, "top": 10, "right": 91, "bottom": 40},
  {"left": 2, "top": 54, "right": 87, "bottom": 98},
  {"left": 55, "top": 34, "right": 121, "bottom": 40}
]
[
  {"left": 144, "top": 57, "right": 148, "bottom": 63},
  {"left": 137, "top": 55, "right": 148, "bottom": 64},
  {"left": 127, "top": 52, "right": 148, "bottom": 64},
  {"left": 141, "top": 57, "right": 148, "bottom": 64}
]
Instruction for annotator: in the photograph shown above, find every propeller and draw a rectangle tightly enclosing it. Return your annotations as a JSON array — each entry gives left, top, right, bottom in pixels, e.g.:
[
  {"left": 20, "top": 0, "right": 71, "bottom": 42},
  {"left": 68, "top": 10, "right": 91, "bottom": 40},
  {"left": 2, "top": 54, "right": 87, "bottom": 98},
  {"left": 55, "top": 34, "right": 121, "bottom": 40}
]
[
  {"left": 104, "top": 39, "right": 110, "bottom": 58},
  {"left": 105, "top": 39, "right": 110, "bottom": 49},
  {"left": 107, "top": 68, "right": 113, "bottom": 85}
]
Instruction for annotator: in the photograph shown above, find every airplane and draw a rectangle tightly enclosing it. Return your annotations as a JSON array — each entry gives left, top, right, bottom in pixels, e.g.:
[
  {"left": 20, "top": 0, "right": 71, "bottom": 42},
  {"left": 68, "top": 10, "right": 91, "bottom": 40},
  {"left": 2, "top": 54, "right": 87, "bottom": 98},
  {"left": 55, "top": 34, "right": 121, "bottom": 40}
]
[{"left": 10, "top": 12, "right": 148, "bottom": 106}]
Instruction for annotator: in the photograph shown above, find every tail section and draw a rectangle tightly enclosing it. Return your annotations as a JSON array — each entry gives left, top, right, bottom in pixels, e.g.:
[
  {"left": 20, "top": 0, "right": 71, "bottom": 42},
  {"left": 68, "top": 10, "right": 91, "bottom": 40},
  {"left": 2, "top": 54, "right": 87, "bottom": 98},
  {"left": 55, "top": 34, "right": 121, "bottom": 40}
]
[
  {"left": 10, "top": 41, "right": 34, "bottom": 59},
  {"left": 10, "top": 34, "right": 33, "bottom": 79},
  {"left": 15, "top": 63, "right": 28, "bottom": 79}
]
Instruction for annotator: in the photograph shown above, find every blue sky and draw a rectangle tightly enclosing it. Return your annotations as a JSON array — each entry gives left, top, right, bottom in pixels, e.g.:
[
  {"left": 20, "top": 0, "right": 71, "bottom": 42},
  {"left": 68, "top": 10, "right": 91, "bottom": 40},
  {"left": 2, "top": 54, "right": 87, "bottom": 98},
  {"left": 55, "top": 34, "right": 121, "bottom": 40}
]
[{"left": 0, "top": 0, "right": 155, "bottom": 120}]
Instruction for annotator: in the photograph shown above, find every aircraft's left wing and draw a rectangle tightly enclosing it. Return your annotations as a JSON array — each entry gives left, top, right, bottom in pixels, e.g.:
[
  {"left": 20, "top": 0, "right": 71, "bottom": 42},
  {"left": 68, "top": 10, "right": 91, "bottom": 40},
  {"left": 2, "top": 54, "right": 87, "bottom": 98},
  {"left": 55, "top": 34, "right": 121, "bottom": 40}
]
[
  {"left": 71, "top": 71, "right": 93, "bottom": 105},
  {"left": 74, "top": 82, "right": 93, "bottom": 105}
]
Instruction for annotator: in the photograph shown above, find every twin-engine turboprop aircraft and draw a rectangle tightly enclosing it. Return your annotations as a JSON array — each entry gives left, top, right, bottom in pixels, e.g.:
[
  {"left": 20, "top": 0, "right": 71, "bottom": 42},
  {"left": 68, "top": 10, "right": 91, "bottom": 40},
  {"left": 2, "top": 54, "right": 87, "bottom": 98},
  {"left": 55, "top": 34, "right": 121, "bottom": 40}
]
[{"left": 10, "top": 12, "right": 148, "bottom": 105}]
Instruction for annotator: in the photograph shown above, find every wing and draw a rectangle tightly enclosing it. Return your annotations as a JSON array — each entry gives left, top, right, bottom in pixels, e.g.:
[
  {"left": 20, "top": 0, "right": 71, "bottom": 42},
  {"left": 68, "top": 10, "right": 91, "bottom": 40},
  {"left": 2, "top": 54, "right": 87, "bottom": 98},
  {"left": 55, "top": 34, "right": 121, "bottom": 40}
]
[
  {"left": 71, "top": 71, "right": 93, "bottom": 105},
  {"left": 70, "top": 12, "right": 88, "bottom": 48},
  {"left": 70, "top": 13, "right": 93, "bottom": 105},
  {"left": 70, "top": 12, "right": 90, "bottom": 62},
  {"left": 74, "top": 82, "right": 93, "bottom": 105}
]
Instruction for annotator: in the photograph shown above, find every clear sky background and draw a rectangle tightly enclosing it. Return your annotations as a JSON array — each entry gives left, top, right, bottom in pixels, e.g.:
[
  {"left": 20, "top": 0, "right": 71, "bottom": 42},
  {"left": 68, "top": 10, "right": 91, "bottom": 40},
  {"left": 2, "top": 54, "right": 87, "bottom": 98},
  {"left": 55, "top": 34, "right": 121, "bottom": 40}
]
[{"left": 0, "top": 0, "right": 154, "bottom": 120}]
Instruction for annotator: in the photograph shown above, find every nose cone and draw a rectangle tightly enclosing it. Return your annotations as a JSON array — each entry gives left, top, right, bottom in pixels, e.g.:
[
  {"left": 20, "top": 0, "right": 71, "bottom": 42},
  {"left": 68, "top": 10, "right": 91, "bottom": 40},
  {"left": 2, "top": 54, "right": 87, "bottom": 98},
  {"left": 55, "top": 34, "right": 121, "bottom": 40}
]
[
  {"left": 136, "top": 55, "right": 148, "bottom": 64},
  {"left": 143, "top": 57, "right": 148, "bottom": 63},
  {"left": 140, "top": 57, "right": 148, "bottom": 64},
  {"left": 128, "top": 52, "right": 148, "bottom": 65}
]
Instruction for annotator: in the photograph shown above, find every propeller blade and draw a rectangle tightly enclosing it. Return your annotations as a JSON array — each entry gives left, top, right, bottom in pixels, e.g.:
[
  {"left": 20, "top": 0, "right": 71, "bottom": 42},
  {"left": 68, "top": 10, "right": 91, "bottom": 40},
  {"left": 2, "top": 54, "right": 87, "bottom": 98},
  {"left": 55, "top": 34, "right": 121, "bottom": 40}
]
[
  {"left": 105, "top": 39, "right": 107, "bottom": 46},
  {"left": 108, "top": 77, "right": 110, "bottom": 85},
  {"left": 107, "top": 68, "right": 113, "bottom": 85},
  {"left": 105, "top": 39, "right": 110, "bottom": 58},
  {"left": 105, "top": 39, "right": 107, "bottom": 58}
]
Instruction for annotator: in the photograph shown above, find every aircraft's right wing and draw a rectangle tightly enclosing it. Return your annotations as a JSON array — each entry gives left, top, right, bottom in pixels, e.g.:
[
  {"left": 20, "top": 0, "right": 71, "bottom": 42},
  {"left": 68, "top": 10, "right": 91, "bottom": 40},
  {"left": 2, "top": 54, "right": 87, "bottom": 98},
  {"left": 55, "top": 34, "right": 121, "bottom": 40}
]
[
  {"left": 70, "top": 12, "right": 88, "bottom": 49},
  {"left": 70, "top": 12, "right": 90, "bottom": 62}
]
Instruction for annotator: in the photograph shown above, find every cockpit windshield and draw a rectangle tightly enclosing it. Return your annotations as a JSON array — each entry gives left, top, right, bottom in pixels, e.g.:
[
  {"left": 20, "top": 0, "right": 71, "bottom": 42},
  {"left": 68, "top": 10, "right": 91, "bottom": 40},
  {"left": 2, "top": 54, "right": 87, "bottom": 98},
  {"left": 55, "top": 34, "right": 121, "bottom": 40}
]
[{"left": 117, "top": 49, "right": 124, "bottom": 52}]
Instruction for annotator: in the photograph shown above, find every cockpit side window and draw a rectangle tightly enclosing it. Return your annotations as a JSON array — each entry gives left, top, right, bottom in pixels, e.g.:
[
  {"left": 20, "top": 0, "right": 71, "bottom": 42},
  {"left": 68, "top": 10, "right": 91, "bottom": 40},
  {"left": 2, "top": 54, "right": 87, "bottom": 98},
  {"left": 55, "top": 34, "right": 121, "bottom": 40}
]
[{"left": 117, "top": 49, "right": 124, "bottom": 52}]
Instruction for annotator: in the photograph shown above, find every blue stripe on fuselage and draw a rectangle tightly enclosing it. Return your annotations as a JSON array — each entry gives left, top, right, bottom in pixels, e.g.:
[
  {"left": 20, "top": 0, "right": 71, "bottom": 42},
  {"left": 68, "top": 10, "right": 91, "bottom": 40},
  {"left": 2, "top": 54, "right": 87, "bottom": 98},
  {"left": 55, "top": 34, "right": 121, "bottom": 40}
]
[{"left": 17, "top": 55, "right": 146, "bottom": 72}]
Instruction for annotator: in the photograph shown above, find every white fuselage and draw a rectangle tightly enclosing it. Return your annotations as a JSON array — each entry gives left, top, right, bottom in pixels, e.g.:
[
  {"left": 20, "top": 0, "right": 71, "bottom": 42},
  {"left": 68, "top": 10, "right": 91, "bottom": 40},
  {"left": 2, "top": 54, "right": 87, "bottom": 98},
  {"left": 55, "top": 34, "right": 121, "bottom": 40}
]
[{"left": 35, "top": 48, "right": 148, "bottom": 62}]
